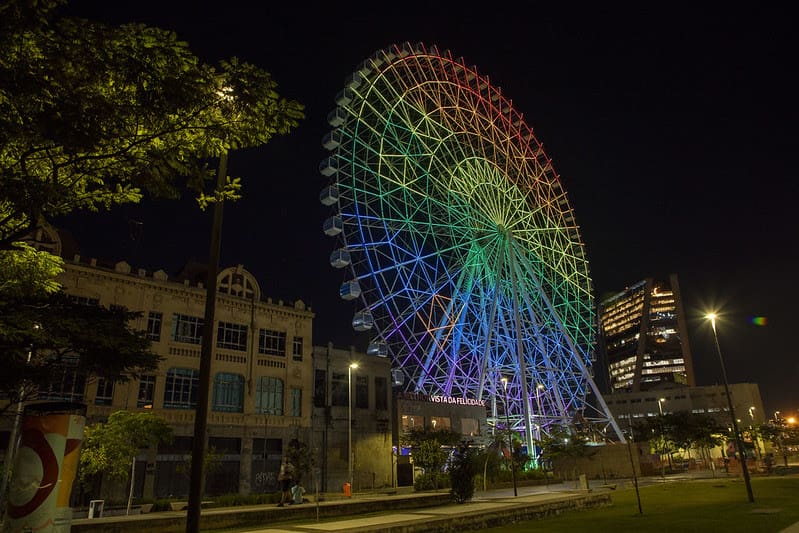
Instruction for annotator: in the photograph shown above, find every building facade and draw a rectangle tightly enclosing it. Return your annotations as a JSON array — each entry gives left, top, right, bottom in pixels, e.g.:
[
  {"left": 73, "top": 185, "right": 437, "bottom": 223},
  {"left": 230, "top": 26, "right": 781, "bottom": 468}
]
[
  {"left": 311, "top": 343, "right": 394, "bottom": 493},
  {"left": 598, "top": 274, "right": 695, "bottom": 393},
  {"left": 1, "top": 245, "right": 316, "bottom": 500},
  {"left": 603, "top": 383, "right": 766, "bottom": 428},
  {"left": 393, "top": 392, "right": 489, "bottom": 486}
]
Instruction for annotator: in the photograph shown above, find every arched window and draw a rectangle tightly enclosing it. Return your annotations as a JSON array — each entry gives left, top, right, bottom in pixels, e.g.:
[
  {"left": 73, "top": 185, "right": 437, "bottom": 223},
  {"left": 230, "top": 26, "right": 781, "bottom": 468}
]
[
  {"left": 212, "top": 372, "right": 244, "bottom": 413},
  {"left": 255, "top": 376, "right": 284, "bottom": 415},
  {"left": 217, "top": 265, "right": 260, "bottom": 301}
]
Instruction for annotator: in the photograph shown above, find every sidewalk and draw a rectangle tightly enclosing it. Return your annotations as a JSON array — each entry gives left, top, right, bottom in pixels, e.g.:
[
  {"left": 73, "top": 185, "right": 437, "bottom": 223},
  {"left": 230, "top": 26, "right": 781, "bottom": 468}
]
[
  {"left": 71, "top": 481, "right": 609, "bottom": 533},
  {"left": 70, "top": 471, "right": 799, "bottom": 533},
  {"left": 237, "top": 487, "right": 609, "bottom": 533}
]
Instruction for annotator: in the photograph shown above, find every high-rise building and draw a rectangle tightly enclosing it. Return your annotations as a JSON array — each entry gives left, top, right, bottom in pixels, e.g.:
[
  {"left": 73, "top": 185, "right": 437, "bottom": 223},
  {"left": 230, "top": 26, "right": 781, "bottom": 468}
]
[{"left": 599, "top": 274, "right": 695, "bottom": 393}]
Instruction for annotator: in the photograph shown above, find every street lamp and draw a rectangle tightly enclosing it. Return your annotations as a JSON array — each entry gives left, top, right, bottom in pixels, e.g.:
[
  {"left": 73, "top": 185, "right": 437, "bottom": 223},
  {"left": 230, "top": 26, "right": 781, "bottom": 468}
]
[
  {"left": 658, "top": 398, "right": 666, "bottom": 416},
  {"left": 706, "top": 313, "right": 754, "bottom": 503},
  {"left": 500, "top": 377, "right": 517, "bottom": 497},
  {"left": 748, "top": 406, "right": 762, "bottom": 460},
  {"left": 348, "top": 362, "right": 359, "bottom": 495}
]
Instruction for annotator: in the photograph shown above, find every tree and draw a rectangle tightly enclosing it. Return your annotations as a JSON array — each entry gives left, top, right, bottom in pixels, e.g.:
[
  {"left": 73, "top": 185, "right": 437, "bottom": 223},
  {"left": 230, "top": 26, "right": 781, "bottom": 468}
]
[
  {"left": 0, "top": 291, "right": 161, "bottom": 413},
  {"left": 80, "top": 410, "right": 172, "bottom": 511},
  {"left": 401, "top": 427, "right": 461, "bottom": 490},
  {"left": 637, "top": 412, "right": 727, "bottom": 471},
  {"left": 0, "top": 241, "right": 63, "bottom": 297},
  {"left": 0, "top": 0, "right": 303, "bottom": 281},
  {"left": 536, "top": 427, "right": 596, "bottom": 481},
  {"left": 449, "top": 440, "right": 477, "bottom": 503},
  {"left": 285, "top": 438, "right": 314, "bottom": 484},
  {"left": 760, "top": 420, "right": 799, "bottom": 467}
]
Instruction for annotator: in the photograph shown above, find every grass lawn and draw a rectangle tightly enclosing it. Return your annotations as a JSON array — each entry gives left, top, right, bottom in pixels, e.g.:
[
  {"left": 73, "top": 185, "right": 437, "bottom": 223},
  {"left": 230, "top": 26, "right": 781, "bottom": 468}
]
[{"left": 482, "top": 476, "right": 799, "bottom": 532}]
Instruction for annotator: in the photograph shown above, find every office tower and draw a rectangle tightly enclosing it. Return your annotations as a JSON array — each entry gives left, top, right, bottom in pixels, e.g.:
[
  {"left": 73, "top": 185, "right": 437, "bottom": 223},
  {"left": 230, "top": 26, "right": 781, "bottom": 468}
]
[{"left": 599, "top": 274, "right": 695, "bottom": 392}]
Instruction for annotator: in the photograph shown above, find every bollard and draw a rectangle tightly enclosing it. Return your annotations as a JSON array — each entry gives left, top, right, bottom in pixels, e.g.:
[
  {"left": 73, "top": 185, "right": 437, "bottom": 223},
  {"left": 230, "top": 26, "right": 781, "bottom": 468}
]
[{"left": 343, "top": 482, "right": 352, "bottom": 497}]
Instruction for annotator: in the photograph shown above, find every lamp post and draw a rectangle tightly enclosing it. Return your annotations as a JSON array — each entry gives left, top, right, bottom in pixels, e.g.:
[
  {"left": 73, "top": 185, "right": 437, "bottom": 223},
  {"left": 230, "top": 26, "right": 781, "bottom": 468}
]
[
  {"left": 706, "top": 313, "right": 754, "bottom": 503},
  {"left": 348, "top": 362, "right": 358, "bottom": 495},
  {"left": 748, "top": 406, "right": 762, "bottom": 460},
  {"left": 656, "top": 396, "right": 667, "bottom": 477},
  {"left": 500, "top": 377, "right": 517, "bottom": 497}
]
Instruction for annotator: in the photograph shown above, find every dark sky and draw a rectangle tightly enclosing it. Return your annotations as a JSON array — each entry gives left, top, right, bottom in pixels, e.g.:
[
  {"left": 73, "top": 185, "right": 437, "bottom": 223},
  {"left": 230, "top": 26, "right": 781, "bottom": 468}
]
[{"left": 57, "top": 3, "right": 798, "bottom": 414}]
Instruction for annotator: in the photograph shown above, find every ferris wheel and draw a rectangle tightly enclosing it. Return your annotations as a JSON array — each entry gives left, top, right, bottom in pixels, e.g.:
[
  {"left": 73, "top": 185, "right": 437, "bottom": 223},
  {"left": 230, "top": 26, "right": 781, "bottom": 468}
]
[{"left": 319, "top": 42, "right": 624, "bottom": 448}]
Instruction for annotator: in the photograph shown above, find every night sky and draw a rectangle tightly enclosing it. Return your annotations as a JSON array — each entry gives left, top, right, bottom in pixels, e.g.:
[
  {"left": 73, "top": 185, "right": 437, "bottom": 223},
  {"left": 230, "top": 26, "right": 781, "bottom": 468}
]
[{"left": 56, "top": 3, "right": 798, "bottom": 414}]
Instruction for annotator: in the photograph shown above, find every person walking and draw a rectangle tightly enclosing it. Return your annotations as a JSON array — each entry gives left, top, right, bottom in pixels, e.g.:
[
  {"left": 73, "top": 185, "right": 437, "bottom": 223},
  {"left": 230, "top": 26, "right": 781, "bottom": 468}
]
[{"left": 277, "top": 456, "right": 294, "bottom": 507}]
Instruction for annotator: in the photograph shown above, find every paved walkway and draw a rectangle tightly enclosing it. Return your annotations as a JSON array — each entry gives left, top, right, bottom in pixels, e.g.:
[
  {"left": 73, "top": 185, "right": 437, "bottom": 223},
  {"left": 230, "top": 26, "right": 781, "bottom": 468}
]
[
  {"left": 234, "top": 483, "right": 610, "bottom": 533},
  {"left": 238, "top": 472, "right": 799, "bottom": 533}
]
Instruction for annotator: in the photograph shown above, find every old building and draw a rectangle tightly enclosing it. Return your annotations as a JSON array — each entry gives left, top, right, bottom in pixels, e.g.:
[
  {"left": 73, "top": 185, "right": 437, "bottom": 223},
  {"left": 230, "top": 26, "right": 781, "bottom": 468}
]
[
  {"left": 311, "top": 343, "right": 394, "bottom": 493},
  {"left": 1, "top": 228, "right": 316, "bottom": 500}
]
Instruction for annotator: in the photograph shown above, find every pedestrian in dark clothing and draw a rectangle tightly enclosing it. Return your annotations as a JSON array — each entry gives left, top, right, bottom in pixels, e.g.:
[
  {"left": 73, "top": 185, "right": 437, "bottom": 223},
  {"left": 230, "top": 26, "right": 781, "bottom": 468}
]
[{"left": 277, "top": 456, "right": 294, "bottom": 507}]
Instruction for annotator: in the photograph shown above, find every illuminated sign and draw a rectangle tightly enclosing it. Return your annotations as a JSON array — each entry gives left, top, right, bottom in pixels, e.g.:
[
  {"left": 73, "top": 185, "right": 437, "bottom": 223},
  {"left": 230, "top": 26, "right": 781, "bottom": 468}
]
[{"left": 397, "top": 392, "right": 486, "bottom": 407}]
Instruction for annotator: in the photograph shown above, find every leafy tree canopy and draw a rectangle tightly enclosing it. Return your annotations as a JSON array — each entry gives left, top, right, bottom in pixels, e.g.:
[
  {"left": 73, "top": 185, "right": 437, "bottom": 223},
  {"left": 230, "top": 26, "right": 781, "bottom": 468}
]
[
  {"left": 0, "top": 241, "right": 63, "bottom": 297},
  {"left": 400, "top": 426, "right": 462, "bottom": 449},
  {"left": 635, "top": 411, "right": 727, "bottom": 453},
  {"left": 0, "top": 291, "right": 161, "bottom": 412},
  {"left": 536, "top": 426, "right": 595, "bottom": 464},
  {"left": 80, "top": 410, "right": 173, "bottom": 481},
  {"left": 0, "top": 0, "right": 304, "bottom": 287}
]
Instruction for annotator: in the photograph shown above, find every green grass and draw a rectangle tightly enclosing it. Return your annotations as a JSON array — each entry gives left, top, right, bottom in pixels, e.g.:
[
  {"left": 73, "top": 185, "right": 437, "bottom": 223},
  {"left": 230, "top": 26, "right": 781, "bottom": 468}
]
[{"left": 482, "top": 476, "right": 799, "bottom": 532}]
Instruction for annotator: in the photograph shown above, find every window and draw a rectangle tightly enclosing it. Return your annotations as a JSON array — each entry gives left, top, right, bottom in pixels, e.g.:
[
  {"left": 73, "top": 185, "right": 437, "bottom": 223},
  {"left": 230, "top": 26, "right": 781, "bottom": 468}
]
[
  {"left": 68, "top": 295, "right": 99, "bottom": 306},
  {"left": 355, "top": 375, "right": 368, "bottom": 409},
  {"left": 290, "top": 388, "right": 302, "bottom": 417},
  {"left": 138, "top": 375, "right": 156, "bottom": 408},
  {"left": 212, "top": 373, "right": 244, "bottom": 412},
  {"left": 461, "top": 418, "right": 479, "bottom": 436},
  {"left": 401, "top": 415, "right": 424, "bottom": 431},
  {"left": 146, "top": 312, "right": 163, "bottom": 342},
  {"left": 164, "top": 368, "right": 199, "bottom": 409},
  {"left": 314, "top": 369, "right": 327, "bottom": 407},
  {"left": 39, "top": 354, "right": 85, "bottom": 402},
  {"left": 172, "top": 314, "right": 203, "bottom": 344},
  {"left": 430, "top": 417, "right": 451, "bottom": 430},
  {"left": 217, "top": 322, "right": 248, "bottom": 351},
  {"left": 375, "top": 376, "right": 388, "bottom": 410},
  {"left": 255, "top": 376, "right": 283, "bottom": 415},
  {"left": 331, "top": 372, "right": 347, "bottom": 407},
  {"left": 292, "top": 336, "right": 303, "bottom": 361},
  {"left": 95, "top": 378, "right": 114, "bottom": 406},
  {"left": 258, "top": 329, "right": 286, "bottom": 356}
]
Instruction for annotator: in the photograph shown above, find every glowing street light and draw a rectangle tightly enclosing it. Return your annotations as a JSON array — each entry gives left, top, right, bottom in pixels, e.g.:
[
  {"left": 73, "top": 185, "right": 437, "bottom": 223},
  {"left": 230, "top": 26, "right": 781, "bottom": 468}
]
[
  {"left": 658, "top": 398, "right": 666, "bottom": 416},
  {"left": 348, "top": 362, "right": 359, "bottom": 495},
  {"left": 500, "top": 377, "right": 517, "bottom": 497},
  {"left": 706, "top": 313, "right": 754, "bottom": 503}
]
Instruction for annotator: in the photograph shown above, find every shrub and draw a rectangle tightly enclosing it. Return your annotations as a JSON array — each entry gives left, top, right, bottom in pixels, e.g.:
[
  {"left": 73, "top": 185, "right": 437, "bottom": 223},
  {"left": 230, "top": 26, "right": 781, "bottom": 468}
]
[
  {"left": 449, "top": 441, "right": 477, "bottom": 503},
  {"left": 414, "top": 472, "right": 449, "bottom": 491}
]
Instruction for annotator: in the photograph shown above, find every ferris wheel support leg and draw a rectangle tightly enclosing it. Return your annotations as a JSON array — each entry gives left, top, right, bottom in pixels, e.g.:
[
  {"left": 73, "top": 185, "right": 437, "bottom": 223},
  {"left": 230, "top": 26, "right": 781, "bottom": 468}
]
[{"left": 511, "top": 241, "right": 626, "bottom": 442}]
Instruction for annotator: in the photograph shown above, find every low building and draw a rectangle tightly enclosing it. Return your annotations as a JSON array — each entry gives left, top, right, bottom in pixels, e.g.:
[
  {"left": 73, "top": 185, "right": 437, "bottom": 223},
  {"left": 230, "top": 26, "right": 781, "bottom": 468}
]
[
  {"left": 311, "top": 343, "right": 393, "bottom": 493},
  {"left": 393, "top": 391, "right": 489, "bottom": 486},
  {"left": 603, "top": 383, "right": 766, "bottom": 427}
]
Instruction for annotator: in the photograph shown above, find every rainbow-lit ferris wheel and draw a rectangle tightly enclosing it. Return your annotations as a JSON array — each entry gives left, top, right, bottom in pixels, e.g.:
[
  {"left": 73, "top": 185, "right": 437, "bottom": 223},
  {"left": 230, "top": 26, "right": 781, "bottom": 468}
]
[{"left": 319, "top": 42, "right": 624, "bottom": 449}]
